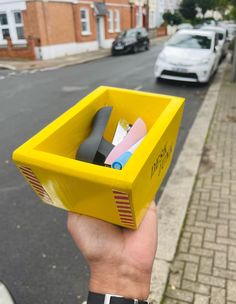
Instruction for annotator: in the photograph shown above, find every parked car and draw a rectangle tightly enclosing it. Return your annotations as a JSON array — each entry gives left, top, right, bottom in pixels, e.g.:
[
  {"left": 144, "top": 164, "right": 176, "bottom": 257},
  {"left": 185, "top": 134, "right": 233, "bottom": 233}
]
[
  {"left": 154, "top": 29, "right": 221, "bottom": 83},
  {"left": 224, "top": 24, "right": 236, "bottom": 42},
  {"left": 201, "top": 26, "right": 229, "bottom": 59},
  {"left": 176, "top": 23, "right": 193, "bottom": 31},
  {"left": 226, "top": 24, "right": 236, "bottom": 42},
  {"left": 111, "top": 28, "right": 149, "bottom": 55}
]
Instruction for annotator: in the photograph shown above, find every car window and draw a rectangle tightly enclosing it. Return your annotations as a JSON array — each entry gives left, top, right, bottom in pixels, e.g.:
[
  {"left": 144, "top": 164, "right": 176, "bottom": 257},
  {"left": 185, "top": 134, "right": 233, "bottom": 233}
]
[
  {"left": 167, "top": 33, "right": 212, "bottom": 49},
  {"left": 117, "top": 29, "right": 137, "bottom": 38},
  {"left": 218, "top": 33, "right": 224, "bottom": 40},
  {"left": 126, "top": 29, "right": 138, "bottom": 38},
  {"left": 202, "top": 27, "right": 225, "bottom": 41}
]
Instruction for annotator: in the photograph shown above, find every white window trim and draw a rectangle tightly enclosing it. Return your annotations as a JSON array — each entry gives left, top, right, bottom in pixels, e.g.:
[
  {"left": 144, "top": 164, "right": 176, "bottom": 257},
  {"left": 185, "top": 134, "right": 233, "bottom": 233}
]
[
  {"left": 80, "top": 8, "right": 91, "bottom": 36},
  {"left": 0, "top": 10, "right": 26, "bottom": 45},
  {"left": 0, "top": 11, "right": 10, "bottom": 45},
  {"left": 107, "top": 9, "right": 113, "bottom": 33},
  {"left": 114, "top": 9, "right": 120, "bottom": 32},
  {"left": 11, "top": 10, "right": 26, "bottom": 44}
]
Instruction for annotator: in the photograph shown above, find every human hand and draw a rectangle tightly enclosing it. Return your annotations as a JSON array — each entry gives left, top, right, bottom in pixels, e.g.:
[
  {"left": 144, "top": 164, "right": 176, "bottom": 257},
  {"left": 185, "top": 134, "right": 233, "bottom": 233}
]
[{"left": 67, "top": 201, "right": 157, "bottom": 300}]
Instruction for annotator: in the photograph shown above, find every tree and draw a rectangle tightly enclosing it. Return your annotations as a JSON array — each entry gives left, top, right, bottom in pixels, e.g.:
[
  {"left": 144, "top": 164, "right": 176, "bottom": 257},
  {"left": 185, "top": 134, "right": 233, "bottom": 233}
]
[
  {"left": 216, "top": 0, "right": 231, "bottom": 17},
  {"left": 196, "top": 0, "right": 217, "bottom": 16},
  {"left": 180, "top": 0, "right": 197, "bottom": 21},
  {"left": 163, "top": 11, "right": 174, "bottom": 24},
  {"left": 163, "top": 10, "right": 184, "bottom": 25},
  {"left": 173, "top": 11, "right": 184, "bottom": 25}
]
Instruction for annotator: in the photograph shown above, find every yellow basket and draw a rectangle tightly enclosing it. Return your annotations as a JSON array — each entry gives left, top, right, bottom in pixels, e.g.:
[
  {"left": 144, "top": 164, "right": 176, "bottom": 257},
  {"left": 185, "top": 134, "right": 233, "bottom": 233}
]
[{"left": 12, "top": 86, "right": 185, "bottom": 229}]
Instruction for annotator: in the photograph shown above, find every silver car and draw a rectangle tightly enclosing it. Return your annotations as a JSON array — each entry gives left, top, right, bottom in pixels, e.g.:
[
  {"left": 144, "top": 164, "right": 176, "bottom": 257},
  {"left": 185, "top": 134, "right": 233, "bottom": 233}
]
[{"left": 154, "top": 29, "right": 221, "bottom": 83}]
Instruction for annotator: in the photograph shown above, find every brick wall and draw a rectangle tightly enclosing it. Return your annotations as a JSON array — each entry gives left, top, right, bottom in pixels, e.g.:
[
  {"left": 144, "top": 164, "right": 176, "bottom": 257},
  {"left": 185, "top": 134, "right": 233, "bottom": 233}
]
[
  {"left": 105, "top": 5, "right": 131, "bottom": 40},
  {"left": 46, "top": 2, "right": 76, "bottom": 45},
  {"left": 0, "top": 0, "right": 133, "bottom": 60},
  {"left": 24, "top": 0, "right": 132, "bottom": 46},
  {"left": 0, "top": 37, "right": 37, "bottom": 60},
  {"left": 75, "top": 3, "right": 97, "bottom": 43}
]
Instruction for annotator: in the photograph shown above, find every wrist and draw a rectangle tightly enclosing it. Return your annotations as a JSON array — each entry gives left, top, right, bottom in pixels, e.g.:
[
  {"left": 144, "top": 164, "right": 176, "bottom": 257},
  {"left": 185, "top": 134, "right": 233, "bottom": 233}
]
[{"left": 89, "top": 263, "right": 151, "bottom": 300}]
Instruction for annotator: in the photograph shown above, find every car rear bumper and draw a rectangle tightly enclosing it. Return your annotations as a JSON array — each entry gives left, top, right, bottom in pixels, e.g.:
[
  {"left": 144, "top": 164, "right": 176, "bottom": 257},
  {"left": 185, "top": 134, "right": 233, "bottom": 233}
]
[{"left": 154, "top": 61, "right": 212, "bottom": 83}]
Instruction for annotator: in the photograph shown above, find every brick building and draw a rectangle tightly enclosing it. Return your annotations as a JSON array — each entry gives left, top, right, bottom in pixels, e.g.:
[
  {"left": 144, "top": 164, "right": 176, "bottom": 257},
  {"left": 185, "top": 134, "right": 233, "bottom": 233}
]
[{"left": 0, "top": 0, "right": 154, "bottom": 60}]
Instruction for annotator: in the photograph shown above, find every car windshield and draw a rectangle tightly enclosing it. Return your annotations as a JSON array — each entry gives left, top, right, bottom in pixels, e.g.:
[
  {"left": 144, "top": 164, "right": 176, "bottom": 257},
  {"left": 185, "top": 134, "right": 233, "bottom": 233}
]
[
  {"left": 167, "top": 34, "right": 212, "bottom": 49},
  {"left": 118, "top": 29, "right": 137, "bottom": 38}
]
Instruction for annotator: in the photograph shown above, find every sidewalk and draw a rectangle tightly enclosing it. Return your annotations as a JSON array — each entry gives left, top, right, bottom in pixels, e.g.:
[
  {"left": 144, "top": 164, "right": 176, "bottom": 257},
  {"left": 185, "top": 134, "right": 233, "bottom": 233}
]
[
  {"left": 0, "top": 36, "right": 167, "bottom": 71},
  {"left": 160, "top": 63, "right": 236, "bottom": 303}
]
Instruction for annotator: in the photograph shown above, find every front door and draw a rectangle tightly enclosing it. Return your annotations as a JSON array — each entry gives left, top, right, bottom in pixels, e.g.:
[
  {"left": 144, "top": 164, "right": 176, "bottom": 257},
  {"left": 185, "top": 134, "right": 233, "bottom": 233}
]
[{"left": 96, "top": 16, "right": 105, "bottom": 48}]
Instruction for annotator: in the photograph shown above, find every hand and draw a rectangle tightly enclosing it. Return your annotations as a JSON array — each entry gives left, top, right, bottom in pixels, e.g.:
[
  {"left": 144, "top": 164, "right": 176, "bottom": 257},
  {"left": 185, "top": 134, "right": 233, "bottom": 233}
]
[{"left": 67, "top": 201, "right": 158, "bottom": 300}]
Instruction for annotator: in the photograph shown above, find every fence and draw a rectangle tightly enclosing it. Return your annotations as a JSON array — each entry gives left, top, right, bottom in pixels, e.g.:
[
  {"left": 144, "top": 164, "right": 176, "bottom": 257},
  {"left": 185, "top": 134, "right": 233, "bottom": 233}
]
[{"left": 0, "top": 37, "right": 39, "bottom": 60}]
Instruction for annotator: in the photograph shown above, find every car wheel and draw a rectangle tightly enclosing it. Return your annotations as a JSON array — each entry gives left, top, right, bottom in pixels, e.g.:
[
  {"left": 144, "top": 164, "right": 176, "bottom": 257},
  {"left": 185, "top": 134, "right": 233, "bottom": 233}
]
[
  {"left": 156, "top": 77, "right": 162, "bottom": 83},
  {"left": 111, "top": 50, "right": 116, "bottom": 56}
]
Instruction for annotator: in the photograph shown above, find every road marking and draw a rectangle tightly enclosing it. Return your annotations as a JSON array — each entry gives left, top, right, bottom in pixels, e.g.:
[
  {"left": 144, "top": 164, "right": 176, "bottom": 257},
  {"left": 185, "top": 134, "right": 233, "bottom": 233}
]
[
  {"left": 133, "top": 85, "right": 143, "bottom": 90},
  {"left": 0, "top": 76, "right": 5, "bottom": 80},
  {"left": 62, "top": 86, "right": 88, "bottom": 92}
]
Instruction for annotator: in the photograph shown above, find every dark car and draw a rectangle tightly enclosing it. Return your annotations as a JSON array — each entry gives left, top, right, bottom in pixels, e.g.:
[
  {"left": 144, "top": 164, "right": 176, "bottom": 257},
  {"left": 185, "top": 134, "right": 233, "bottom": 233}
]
[{"left": 111, "top": 28, "right": 149, "bottom": 55}]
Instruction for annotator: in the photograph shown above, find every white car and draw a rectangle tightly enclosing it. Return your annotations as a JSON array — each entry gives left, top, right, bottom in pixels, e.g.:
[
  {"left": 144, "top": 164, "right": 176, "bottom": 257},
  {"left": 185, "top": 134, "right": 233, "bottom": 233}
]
[
  {"left": 154, "top": 29, "right": 221, "bottom": 83},
  {"left": 201, "top": 26, "right": 229, "bottom": 58},
  {"left": 176, "top": 23, "right": 193, "bottom": 31}
]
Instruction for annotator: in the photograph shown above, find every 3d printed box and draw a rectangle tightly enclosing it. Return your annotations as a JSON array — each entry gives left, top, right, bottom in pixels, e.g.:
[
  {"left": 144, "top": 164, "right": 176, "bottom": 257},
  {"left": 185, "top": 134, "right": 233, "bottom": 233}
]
[{"left": 12, "top": 86, "right": 185, "bottom": 229}]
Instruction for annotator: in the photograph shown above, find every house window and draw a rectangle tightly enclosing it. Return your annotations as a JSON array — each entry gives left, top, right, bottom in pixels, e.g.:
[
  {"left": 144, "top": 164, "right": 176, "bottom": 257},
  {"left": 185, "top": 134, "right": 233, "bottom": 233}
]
[
  {"left": 114, "top": 10, "right": 120, "bottom": 32},
  {"left": 80, "top": 8, "right": 90, "bottom": 35},
  {"left": 0, "top": 11, "right": 26, "bottom": 44},
  {"left": 0, "top": 12, "right": 10, "bottom": 41},
  {"left": 13, "top": 11, "right": 24, "bottom": 40},
  {"left": 107, "top": 10, "right": 113, "bottom": 32}
]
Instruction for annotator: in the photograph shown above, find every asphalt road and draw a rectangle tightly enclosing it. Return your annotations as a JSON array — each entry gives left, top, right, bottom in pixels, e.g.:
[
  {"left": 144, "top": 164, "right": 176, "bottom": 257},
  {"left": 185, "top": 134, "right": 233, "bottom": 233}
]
[{"left": 0, "top": 42, "right": 211, "bottom": 304}]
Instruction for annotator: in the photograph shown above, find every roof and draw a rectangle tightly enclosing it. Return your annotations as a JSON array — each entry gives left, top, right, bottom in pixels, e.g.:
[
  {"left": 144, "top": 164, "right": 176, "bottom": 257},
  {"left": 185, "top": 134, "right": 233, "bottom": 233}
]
[
  {"left": 201, "top": 26, "right": 227, "bottom": 34},
  {"left": 94, "top": 2, "right": 108, "bottom": 16},
  {"left": 177, "top": 29, "right": 216, "bottom": 37}
]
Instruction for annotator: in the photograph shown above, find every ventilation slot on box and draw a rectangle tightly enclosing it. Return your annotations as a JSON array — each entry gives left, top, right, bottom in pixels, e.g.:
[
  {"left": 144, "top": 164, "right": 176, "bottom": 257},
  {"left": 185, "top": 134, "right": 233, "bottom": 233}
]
[
  {"left": 112, "top": 190, "right": 135, "bottom": 227},
  {"left": 19, "top": 165, "right": 53, "bottom": 205}
]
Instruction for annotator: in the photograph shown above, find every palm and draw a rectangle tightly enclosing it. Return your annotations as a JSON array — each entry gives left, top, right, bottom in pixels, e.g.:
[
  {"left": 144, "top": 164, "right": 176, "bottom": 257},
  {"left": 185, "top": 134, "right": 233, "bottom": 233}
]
[{"left": 68, "top": 201, "right": 157, "bottom": 273}]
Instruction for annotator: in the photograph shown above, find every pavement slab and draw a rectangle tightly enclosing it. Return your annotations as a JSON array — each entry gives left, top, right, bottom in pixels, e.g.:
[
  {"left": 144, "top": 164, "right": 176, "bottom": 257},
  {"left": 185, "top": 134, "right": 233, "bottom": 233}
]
[
  {"left": 161, "top": 62, "right": 236, "bottom": 303},
  {"left": 149, "top": 59, "right": 229, "bottom": 303}
]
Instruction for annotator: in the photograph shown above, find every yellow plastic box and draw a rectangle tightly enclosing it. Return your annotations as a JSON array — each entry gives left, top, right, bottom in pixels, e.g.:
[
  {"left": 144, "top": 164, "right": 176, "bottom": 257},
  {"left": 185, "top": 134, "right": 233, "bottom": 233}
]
[{"left": 12, "top": 86, "right": 185, "bottom": 229}]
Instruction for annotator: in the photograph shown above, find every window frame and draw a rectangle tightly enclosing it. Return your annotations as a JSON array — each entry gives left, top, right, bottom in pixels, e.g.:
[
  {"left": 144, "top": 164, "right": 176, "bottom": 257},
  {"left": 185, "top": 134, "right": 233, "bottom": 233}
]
[
  {"left": 13, "top": 10, "right": 25, "bottom": 41},
  {"left": 114, "top": 9, "right": 120, "bottom": 33},
  {"left": 107, "top": 9, "right": 114, "bottom": 33},
  {"left": 80, "top": 8, "right": 91, "bottom": 36},
  {"left": 0, "top": 10, "right": 26, "bottom": 45},
  {"left": 0, "top": 11, "right": 10, "bottom": 44}
]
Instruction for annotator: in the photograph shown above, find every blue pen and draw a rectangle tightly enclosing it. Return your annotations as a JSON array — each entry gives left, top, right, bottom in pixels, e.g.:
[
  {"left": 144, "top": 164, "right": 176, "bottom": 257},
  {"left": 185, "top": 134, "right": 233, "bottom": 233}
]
[{"left": 112, "top": 137, "right": 144, "bottom": 170}]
